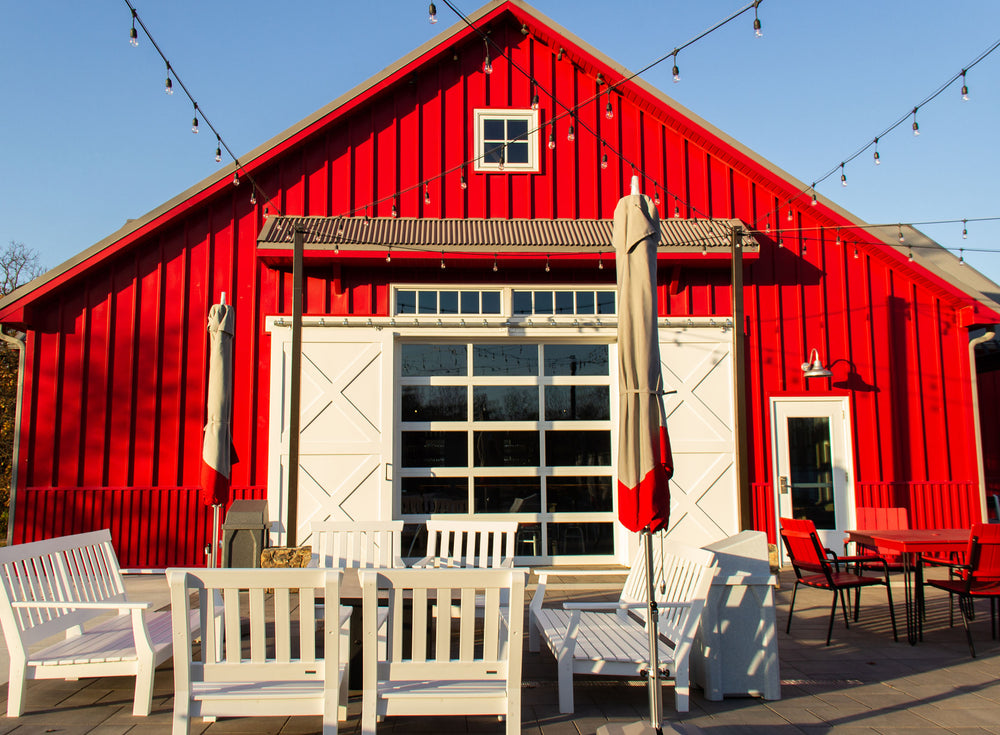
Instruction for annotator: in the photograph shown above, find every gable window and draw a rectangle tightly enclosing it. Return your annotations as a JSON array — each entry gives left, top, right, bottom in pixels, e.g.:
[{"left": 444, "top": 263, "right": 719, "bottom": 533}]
[{"left": 474, "top": 109, "right": 540, "bottom": 172}]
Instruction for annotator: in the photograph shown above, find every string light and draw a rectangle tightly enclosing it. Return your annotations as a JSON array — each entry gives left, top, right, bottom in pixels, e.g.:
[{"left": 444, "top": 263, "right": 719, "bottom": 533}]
[
  {"left": 961, "top": 69, "right": 969, "bottom": 101},
  {"left": 215, "top": 136, "right": 222, "bottom": 163},
  {"left": 853, "top": 246, "right": 859, "bottom": 259},
  {"left": 765, "top": 214, "right": 770, "bottom": 234},
  {"left": 898, "top": 224, "right": 905, "bottom": 244},
  {"left": 840, "top": 163, "right": 847, "bottom": 187},
  {"left": 566, "top": 123, "right": 575, "bottom": 142},
  {"left": 777, "top": 233, "right": 784, "bottom": 248},
  {"left": 873, "top": 138, "right": 880, "bottom": 165},
  {"left": 531, "top": 90, "right": 540, "bottom": 110},
  {"left": 548, "top": 131, "right": 556, "bottom": 150},
  {"left": 786, "top": 208, "right": 793, "bottom": 222},
  {"left": 483, "top": 40, "right": 493, "bottom": 75},
  {"left": 460, "top": 174, "right": 467, "bottom": 190},
  {"left": 164, "top": 64, "right": 173, "bottom": 95},
  {"left": 391, "top": 202, "right": 398, "bottom": 218},
  {"left": 493, "top": 254, "right": 498, "bottom": 272},
  {"left": 601, "top": 152, "right": 608, "bottom": 170},
  {"left": 810, "top": 187, "right": 817, "bottom": 206},
  {"left": 386, "top": 246, "right": 392, "bottom": 263},
  {"left": 654, "top": 187, "right": 661, "bottom": 206},
  {"left": 129, "top": 9, "right": 138, "bottom": 46},
  {"left": 671, "top": 51, "right": 680, "bottom": 83},
  {"left": 673, "top": 197, "right": 680, "bottom": 218},
  {"left": 424, "top": 187, "right": 431, "bottom": 205},
  {"left": 605, "top": 93, "right": 614, "bottom": 120},
  {"left": 911, "top": 107, "right": 920, "bottom": 136},
  {"left": 598, "top": 252, "right": 604, "bottom": 269},
  {"left": 802, "top": 241, "right": 807, "bottom": 256},
  {"left": 250, "top": 190, "right": 256, "bottom": 205},
  {"left": 908, "top": 246, "right": 914, "bottom": 262},
  {"left": 963, "top": 219, "right": 968, "bottom": 239},
  {"left": 557, "top": 47, "right": 564, "bottom": 61},
  {"left": 959, "top": 248, "right": 965, "bottom": 265},
  {"left": 428, "top": 2, "right": 438, "bottom": 24},
  {"left": 701, "top": 243, "right": 708, "bottom": 256},
  {"left": 752, "top": 0, "right": 762, "bottom": 37},
  {"left": 497, "top": 146, "right": 506, "bottom": 171},
  {"left": 191, "top": 104, "right": 199, "bottom": 134},
  {"left": 440, "top": 253, "right": 446, "bottom": 269},
  {"left": 232, "top": 172, "right": 240, "bottom": 186},
  {"left": 545, "top": 254, "right": 551, "bottom": 272}
]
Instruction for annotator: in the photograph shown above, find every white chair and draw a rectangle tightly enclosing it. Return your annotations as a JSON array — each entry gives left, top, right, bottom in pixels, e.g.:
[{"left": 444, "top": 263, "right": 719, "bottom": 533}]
[
  {"left": 529, "top": 541, "right": 717, "bottom": 713},
  {"left": 414, "top": 519, "right": 517, "bottom": 568},
  {"left": 310, "top": 521, "right": 406, "bottom": 570},
  {"left": 360, "top": 567, "right": 525, "bottom": 734},
  {"left": 167, "top": 567, "right": 350, "bottom": 735}
]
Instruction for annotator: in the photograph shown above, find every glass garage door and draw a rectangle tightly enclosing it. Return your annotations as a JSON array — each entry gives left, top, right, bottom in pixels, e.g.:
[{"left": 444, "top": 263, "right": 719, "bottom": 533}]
[{"left": 398, "top": 341, "right": 615, "bottom": 562}]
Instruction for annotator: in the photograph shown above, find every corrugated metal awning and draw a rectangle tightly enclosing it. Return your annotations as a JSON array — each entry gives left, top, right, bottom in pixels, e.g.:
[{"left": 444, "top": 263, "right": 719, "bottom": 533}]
[{"left": 256, "top": 216, "right": 759, "bottom": 255}]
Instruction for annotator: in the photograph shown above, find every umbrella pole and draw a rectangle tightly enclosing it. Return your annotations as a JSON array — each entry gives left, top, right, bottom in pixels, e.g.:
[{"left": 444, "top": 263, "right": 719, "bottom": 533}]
[
  {"left": 644, "top": 528, "right": 663, "bottom": 731},
  {"left": 210, "top": 504, "right": 221, "bottom": 568}
]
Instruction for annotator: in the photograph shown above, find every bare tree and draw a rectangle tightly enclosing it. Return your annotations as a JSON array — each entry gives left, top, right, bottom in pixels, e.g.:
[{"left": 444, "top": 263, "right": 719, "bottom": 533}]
[{"left": 0, "top": 241, "right": 44, "bottom": 541}]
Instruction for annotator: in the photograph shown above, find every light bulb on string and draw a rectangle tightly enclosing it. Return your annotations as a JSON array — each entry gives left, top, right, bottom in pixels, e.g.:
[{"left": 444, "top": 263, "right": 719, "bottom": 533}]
[
  {"left": 653, "top": 187, "right": 660, "bottom": 206},
  {"left": 701, "top": 243, "right": 708, "bottom": 256},
  {"left": 671, "top": 52, "right": 680, "bottom": 83},
  {"left": 673, "top": 197, "right": 680, "bottom": 218},
  {"left": 497, "top": 147, "right": 506, "bottom": 171},
  {"left": 557, "top": 47, "right": 564, "bottom": 61},
  {"left": 386, "top": 246, "right": 392, "bottom": 263},
  {"left": 777, "top": 233, "right": 784, "bottom": 248},
  {"left": 424, "top": 187, "right": 431, "bottom": 205},
  {"left": 786, "top": 208, "right": 793, "bottom": 222},
  {"left": 215, "top": 137, "right": 222, "bottom": 163},
  {"left": 853, "top": 247, "right": 859, "bottom": 259},
  {"left": 191, "top": 103, "right": 199, "bottom": 134},
  {"left": 567, "top": 124, "right": 575, "bottom": 142},
  {"left": 962, "top": 219, "right": 968, "bottom": 239},
  {"left": 531, "top": 92, "right": 539, "bottom": 110},
  {"left": 548, "top": 131, "right": 556, "bottom": 150},
  {"left": 835, "top": 231, "right": 842, "bottom": 246},
  {"left": 483, "top": 41, "right": 493, "bottom": 75},
  {"left": 601, "top": 153, "right": 608, "bottom": 170},
  {"left": 961, "top": 70, "right": 969, "bottom": 101},
  {"left": 959, "top": 248, "right": 965, "bottom": 265},
  {"left": 250, "top": 190, "right": 256, "bottom": 206},
  {"left": 391, "top": 202, "right": 398, "bottom": 218},
  {"left": 802, "top": 241, "right": 807, "bottom": 256},
  {"left": 165, "top": 65, "right": 173, "bottom": 95},
  {"left": 232, "top": 172, "right": 240, "bottom": 186},
  {"left": 129, "top": 10, "right": 138, "bottom": 46},
  {"left": 605, "top": 94, "right": 614, "bottom": 120},
  {"left": 753, "top": 2, "right": 762, "bottom": 37},
  {"left": 840, "top": 163, "right": 847, "bottom": 187},
  {"left": 598, "top": 252, "right": 604, "bottom": 270},
  {"left": 911, "top": 107, "right": 920, "bottom": 136},
  {"left": 811, "top": 188, "right": 817, "bottom": 206},
  {"left": 908, "top": 247, "right": 914, "bottom": 262},
  {"left": 873, "top": 138, "right": 880, "bottom": 165},
  {"left": 428, "top": 2, "right": 438, "bottom": 24},
  {"left": 460, "top": 174, "right": 467, "bottom": 190},
  {"left": 898, "top": 225, "right": 905, "bottom": 244},
  {"left": 440, "top": 253, "right": 446, "bottom": 269},
  {"left": 765, "top": 214, "right": 770, "bottom": 234},
  {"left": 545, "top": 254, "right": 551, "bottom": 273},
  {"left": 493, "top": 254, "right": 498, "bottom": 272}
]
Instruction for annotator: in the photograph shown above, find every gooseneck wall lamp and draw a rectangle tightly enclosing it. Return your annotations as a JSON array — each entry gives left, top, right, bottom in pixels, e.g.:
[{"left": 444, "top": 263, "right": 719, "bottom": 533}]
[{"left": 801, "top": 348, "right": 833, "bottom": 379}]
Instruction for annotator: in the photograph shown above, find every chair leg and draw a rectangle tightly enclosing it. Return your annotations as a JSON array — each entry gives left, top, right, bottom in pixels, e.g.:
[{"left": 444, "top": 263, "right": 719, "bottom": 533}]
[
  {"left": 958, "top": 594, "right": 977, "bottom": 658},
  {"left": 6, "top": 662, "right": 26, "bottom": 718},
  {"left": 826, "top": 591, "right": 839, "bottom": 646},
  {"left": 786, "top": 582, "right": 799, "bottom": 634},
  {"left": 884, "top": 578, "right": 898, "bottom": 642},
  {"left": 838, "top": 589, "right": 852, "bottom": 629}
]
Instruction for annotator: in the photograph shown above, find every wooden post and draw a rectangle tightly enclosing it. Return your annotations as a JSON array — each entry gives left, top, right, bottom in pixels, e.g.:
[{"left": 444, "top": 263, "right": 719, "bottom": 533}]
[
  {"left": 287, "top": 226, "right": 304, "bottom": 547},
  {"left": 731, "top": 225, "right": 752, "bottom": 530}
]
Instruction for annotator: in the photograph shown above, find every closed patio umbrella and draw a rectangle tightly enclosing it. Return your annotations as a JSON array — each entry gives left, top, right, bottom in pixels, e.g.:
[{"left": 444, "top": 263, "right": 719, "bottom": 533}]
[
  {"left": 202, "top": 294, "right": 235, "bottom": 567},
  {"left": 614, "top": 180, "right": 674, "bottom": 732}
]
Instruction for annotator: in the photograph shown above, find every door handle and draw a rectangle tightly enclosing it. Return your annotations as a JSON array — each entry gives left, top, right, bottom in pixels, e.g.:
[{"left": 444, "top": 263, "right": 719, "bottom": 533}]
[{"left": 779, "top": 476, "right": 789, "bottom": 495}]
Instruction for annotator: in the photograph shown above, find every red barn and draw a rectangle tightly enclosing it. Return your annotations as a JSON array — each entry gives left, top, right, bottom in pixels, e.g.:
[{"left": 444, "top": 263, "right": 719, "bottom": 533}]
[{"left": 2, "top": 0, "right": 998, "bottom": 567}]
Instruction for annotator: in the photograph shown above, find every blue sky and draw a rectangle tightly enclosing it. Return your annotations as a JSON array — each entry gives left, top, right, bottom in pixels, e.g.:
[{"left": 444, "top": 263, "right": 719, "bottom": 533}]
[{"left": 3, "top": 1, "right": 1000, "bottom": 285}]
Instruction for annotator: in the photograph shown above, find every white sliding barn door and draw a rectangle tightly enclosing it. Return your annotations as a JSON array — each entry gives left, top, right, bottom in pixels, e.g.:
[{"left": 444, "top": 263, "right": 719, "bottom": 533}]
[
  {"left": 266, "top": 324, "right": 394, "bottom": 547},
  {"left": 658, "top": 327, "right": 736, "bottom": 548}
]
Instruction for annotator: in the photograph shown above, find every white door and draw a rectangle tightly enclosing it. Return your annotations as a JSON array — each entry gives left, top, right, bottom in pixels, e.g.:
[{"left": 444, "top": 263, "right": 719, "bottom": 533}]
[
  {"left": 771, "top": 397, "right": 855, "bottom": 556},
  {"left": 266, "top": 324, "right": 395, "bottom": 547},
  {"left": 656, "top": 328, "right": 737, "bottom": 550}
]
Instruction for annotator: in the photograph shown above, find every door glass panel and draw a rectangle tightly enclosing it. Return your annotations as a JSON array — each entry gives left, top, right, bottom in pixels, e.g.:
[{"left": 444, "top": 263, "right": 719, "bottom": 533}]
[
  {"left": 473, "top": 344, "right": 538, "bottom": 376},
  {"left": 473, "top": 386, "right": 538, "bottom": 421},
  {"left": 544, "top": 344, "right": 609, "bottom": 376},
  {"left": 473, "top": 430, "right": 540, "bottom": 466},
  {"left": 545, "top": 430, "right": 611, "bottom": 467},
  {"left": 548, "top": 522, "right": 614, "bottom": 555},
  {"left": 400, "top": 477, "right": 468, "bottom": 513},
  {"left": 545, "top": 386, "right": 610, "bottom": 420},
  {"left": 401, "top": 386, "right": 466, "bottom": 421},
  {"left": 547, "top": 476, "right": 613, "bottom": 512},
  {"left": 474, "top": 477, "right": 541, "bottom": 512},
  {"left": 787, "top": 416, "right": 835, "bottom": 529},
  {"left": 401, "top": 344, "right": 466, "bottom": 376},
  {"left": 401, "top": 431, "right": 467, "bottom": 467}
]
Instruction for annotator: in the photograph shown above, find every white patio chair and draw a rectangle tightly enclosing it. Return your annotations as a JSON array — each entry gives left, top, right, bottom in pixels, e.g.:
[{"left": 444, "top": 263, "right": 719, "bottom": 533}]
[
  {"left": 413, "top": 519, "right": 517, "bottom": 569},
  {"left": 360, "top": 567, "right": 525, "bottom": 734},
  {"left": 167, "top": 567, "right": 350, "bottom": 735},
  {"left": 310, "top": 520, "right": 406, "bottom": 570}
]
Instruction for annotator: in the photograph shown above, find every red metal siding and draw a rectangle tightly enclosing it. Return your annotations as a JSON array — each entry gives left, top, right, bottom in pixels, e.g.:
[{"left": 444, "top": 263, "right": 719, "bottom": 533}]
[{"left": 7, "top": 6, "right": 991, "bottom": 565}]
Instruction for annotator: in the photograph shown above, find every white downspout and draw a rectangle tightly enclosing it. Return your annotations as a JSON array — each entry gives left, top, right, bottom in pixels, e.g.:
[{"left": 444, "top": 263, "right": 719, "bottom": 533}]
[
  {"left": 969, "top": 326, "right": 996, "bottom": 522},
  {"left": 0, "top": 327, "right": 25, "bottom": 547}
]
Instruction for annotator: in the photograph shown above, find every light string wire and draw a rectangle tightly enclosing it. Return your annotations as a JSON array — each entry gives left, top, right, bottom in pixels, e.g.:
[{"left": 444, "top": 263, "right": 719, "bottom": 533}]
[
  {"left": 122, "top": 0, "right": 283, "bottom": 216},
  {"left": 335, "top": 0, "right": 764, "bottom": 227},
  {"left": 754, "top": 35, "right": 1000, "bottom": 244}
]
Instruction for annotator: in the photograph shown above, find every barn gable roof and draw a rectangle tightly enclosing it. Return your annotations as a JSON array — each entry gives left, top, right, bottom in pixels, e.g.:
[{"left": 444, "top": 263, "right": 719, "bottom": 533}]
[{"left": 2, "top": 0, "right": 998, "bottom": 326}]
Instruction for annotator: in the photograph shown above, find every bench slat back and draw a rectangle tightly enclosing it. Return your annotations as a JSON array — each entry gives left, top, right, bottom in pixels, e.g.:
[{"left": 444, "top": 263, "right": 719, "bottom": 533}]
[
  {"left": 310, "top": 521, "right": 405, "bottom": 569},
  {"left": 167, "top": 568, "right": 340, "bottom": 689},
  {"left": 423, "top": 520, "right": 517, "bottom": 568},
  {"left": 361, "top": 568, "right": 525, "bottom": 684},
  {"left": 0, "top": 530, "right": 126, "bottom": 649}
]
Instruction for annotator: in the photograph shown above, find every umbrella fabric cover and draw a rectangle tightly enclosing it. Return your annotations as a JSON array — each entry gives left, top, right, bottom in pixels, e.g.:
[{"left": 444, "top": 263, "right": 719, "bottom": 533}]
[
  {"left": 615, "top": 193, "right": 674, "bottom": 533},
  {"left": 201, "top": 302, "right": 235, "bottom": 507}
]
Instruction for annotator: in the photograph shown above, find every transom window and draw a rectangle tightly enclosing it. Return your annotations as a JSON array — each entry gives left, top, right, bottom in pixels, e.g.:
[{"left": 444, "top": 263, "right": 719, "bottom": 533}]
[
  {"left": 398, "top": 342, "right": 615, "bottom": 561},
  {"left": 393, "top": 287, "right": 616, "bottom": 317},
  {"left": 473, "top": 109, "right": 540, "bottom": 172}
]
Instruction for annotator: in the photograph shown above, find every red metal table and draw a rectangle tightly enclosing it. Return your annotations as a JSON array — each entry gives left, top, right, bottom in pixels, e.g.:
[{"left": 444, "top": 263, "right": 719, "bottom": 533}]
[{"left": 845, "top": 528, "right": 970, "bottom": 644}]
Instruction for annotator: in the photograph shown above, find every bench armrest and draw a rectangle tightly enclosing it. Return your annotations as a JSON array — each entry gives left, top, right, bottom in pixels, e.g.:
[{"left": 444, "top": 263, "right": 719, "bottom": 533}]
[
  {"left": 562, "top": 601, "right": 641, "bottom": 611},
  {"left": 11, "top": 600, "right": 152, "bottom": 611}
]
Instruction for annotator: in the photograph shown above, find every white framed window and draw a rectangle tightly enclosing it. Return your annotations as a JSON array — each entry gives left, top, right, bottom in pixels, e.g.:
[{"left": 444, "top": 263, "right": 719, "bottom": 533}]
[
  {"left": 473, "top": 108, "right": 540, "bottom": 172},
  {"left": 391, "top": 286, "right": 616, "bottom": 318}
]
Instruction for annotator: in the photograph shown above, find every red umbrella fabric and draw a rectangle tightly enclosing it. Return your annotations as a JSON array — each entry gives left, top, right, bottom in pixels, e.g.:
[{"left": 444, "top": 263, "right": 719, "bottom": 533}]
[
  {"left": 615, "top": 192, "right": 673, "bottom": 534},
  {"left": 201, "top": 300, "right": 235, "bottom": 508}
]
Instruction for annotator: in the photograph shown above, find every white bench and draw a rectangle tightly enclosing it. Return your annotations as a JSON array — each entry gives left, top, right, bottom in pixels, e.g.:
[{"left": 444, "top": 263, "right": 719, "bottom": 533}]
[
  {"left": 413, "top": 520, "right": 517, "bottom": 569},
  {"left": 310, "top": 521, "right": 406, "bottom": 570},
  {"left": 0, "top": 530, "right": 178, "bottom": 717},
  {"left": 529, "top": 541, "right": 717, "bottom": 713}
]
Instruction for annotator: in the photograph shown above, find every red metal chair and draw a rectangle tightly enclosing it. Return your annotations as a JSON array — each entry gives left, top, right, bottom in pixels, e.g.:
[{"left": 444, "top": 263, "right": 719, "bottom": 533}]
[
  {"left": 923, "top": 522, "right": 1000, "bottom": 657},
  {"left": 853, "top": 507, "right": 909, "bottom": 569},
  {"left": 780, "top": 517, "right": 898, "bottom": 646}
]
